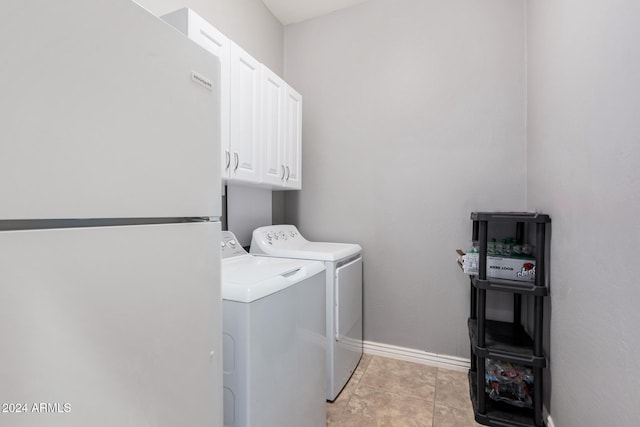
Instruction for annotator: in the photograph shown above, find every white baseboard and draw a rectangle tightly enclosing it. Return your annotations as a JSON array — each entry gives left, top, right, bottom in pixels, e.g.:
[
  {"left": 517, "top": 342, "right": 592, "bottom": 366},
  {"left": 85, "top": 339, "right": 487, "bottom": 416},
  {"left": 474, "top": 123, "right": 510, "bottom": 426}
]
[
  {"left": 363, "top": 340, "right": 470, "bottom": 372},
  {"left": 543, "top": 406, "right": 555, "bottom": 427}
]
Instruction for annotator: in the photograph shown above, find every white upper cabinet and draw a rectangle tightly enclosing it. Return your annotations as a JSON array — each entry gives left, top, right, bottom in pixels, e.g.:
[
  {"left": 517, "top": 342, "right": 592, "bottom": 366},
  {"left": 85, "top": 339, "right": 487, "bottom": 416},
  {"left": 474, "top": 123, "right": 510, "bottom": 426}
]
[
  {"left": 260, "top": 66, "right": 302, "bottom": 190},
  {"left": 161, "top": 9, "right": 231, "bottom": 180},
  {"left": 229, "top": 42, "right": 262, "bottom": 183},
  {"left": 260, "top": 66, "right": 286, "bottom": 186},
  {"left": 162, "top": 9, "right": 301, "bottom": 189},
  {"left": 283, "top": 85, "right": 302, "bottom": 189}
]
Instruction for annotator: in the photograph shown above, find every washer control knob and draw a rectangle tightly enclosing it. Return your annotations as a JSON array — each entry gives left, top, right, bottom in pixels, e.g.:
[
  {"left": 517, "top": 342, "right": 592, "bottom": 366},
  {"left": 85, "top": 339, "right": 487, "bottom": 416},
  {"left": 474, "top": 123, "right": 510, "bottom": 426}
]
[
  {"left": 289, "top": 230, "right": 296, "bottom": 237},
  {"left": 220, "top": 241, "right": 226, "bottom": 248},
  {"left": 266, "top": 232, "right": 273, "bottom": 241},
  {"left": 227, "top": 240, "right": 237, "bottom": 248}
]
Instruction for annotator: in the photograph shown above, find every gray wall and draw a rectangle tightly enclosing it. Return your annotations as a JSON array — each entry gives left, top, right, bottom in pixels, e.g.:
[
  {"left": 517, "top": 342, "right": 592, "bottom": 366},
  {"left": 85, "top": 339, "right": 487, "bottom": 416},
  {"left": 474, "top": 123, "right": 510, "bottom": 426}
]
[
  {"left": 136, "top": 0, "right": 283, "bottom": 74},
  {"left": 527, "top": 0, "right": 640, "bottom": 425},
  {"left": 283, "top": 0, "right": 527, "bottom": 357}
]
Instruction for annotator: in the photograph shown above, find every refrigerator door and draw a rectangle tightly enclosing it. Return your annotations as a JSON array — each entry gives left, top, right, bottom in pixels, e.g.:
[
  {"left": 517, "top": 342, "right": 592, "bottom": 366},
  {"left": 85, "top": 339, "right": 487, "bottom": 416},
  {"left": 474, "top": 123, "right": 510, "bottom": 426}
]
[
  {"left": 0, "top": 0, "right": 221, "bottom": 220},
  {"left": 0, "top": 222, "right": 222, "bottom": 427}
]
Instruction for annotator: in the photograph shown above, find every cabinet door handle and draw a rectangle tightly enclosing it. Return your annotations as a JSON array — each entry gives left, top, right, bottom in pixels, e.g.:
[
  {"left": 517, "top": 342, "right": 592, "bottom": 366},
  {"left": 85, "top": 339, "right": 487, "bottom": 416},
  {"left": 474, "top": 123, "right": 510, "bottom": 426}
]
[
  {"left": 285, "top": 166, "right": 290, "bottom": 182},
  {"left": 280, "top": 165, "right": 286, "bottom": 180},
  {"left": 234, "top": 152, "right": 239, "bottom": 172},
  {"left": 225, "top": 150, "right": 231, "bottom": 170}
]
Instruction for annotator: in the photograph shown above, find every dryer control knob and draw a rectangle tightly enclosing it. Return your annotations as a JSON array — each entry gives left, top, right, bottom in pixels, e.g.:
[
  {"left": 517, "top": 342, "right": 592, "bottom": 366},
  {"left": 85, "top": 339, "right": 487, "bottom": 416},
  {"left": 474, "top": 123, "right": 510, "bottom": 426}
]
[{"left": 227, "top": 240, "right": 237, "bottom": 248}]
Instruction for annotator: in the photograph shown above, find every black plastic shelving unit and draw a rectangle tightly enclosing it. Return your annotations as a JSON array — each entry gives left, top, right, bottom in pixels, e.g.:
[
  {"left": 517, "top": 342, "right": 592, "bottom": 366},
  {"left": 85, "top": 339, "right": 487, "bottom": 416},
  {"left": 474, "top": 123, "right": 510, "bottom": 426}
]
[{"left": 467, "top": 212, "right": 550, "bottom": 427}]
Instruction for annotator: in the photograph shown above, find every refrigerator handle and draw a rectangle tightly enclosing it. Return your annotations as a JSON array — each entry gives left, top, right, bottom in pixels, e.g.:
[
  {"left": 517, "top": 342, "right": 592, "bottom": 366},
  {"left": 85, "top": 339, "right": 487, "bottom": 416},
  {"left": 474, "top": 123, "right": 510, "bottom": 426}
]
[
  {"left": 225, "top": 150, "right": 231, "bottom": 170},
  {"left": 233, "top": 152, "right": 239, "bottom": 172}
]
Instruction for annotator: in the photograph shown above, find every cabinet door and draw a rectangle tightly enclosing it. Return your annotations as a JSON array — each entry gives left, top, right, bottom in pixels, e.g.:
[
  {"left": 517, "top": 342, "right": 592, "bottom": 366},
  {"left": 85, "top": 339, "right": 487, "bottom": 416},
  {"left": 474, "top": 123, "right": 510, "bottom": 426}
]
[
  {"left": 185, "top": 12, "right": 231, "bottom": 180},
  {"left": 229, "top": 42, "right": 261, "bottom": 183},
  {"left": 260, "top": 65, "right": 286, "bottom": 187},
  {"left": 284, "top": 85, "right": 302, "bottom": 189},
  {"left": 162, "top": 9, "right": 231, "bottom": 180}
]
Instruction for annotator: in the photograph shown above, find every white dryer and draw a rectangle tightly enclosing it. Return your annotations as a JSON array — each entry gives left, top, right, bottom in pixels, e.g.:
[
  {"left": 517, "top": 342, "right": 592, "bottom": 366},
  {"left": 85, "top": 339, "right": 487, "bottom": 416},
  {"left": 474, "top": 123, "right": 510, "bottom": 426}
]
[
  {"left": 250, "top": 225, "right": 362, "bottom": 401},
  {"left": 220, "top": 231, "right": 326, "bottom": 427}
]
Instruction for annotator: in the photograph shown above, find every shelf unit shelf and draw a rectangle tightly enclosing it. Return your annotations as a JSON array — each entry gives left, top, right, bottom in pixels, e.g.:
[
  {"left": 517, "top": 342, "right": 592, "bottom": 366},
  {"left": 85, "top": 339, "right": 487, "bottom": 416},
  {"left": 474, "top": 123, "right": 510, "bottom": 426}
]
[
  {"left": 465, "top": 211, "right": 550, "bottom": 427},
  {"left": 470, "top": 212, "right": 551, "bottom": 223},
  {"left": 469, "top": 371, "right": 537, "bottom": 427},
  {"left": 468, "top": 318, "right": 546, "bottom": 367},
  {"left": 472, "top": 277, "right": 548, "bottom": 296}
]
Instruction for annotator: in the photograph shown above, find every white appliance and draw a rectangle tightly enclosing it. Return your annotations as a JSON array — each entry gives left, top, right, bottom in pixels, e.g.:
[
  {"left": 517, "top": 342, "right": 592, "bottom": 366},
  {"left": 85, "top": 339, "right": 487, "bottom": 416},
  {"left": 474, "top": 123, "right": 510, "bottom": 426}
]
[
  {"left": 250, "top": 225, "right": 363, "bottom": 401},
  {"left": 0, "top": 1, "right": 223, "bottom": 426},
  {"left": 220, "top": 232, "right": 326, "bottom": 427}
]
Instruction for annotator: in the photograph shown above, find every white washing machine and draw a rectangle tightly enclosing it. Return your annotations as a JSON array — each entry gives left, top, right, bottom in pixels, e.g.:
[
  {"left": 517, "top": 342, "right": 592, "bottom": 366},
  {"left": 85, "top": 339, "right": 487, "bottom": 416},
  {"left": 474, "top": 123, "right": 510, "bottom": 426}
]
[
  {"left": 250, "top": 225, "right": 363, "bottom": 401},
  {"left": 220, "top": 231, "right": 326, "bottom": 427}
]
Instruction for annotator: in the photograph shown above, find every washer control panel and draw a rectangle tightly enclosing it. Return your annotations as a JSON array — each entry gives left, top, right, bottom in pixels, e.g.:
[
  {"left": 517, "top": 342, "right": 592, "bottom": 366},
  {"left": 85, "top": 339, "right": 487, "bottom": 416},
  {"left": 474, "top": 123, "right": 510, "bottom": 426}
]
[
  {"left": 251, "top": 224, "right": 362, "bottom": 261},
  {"left": 220, "top": 231, "right": 248, "bottom": 258},
  {"left": 254, "top": 225, "right": 303, "bottom": 248}
]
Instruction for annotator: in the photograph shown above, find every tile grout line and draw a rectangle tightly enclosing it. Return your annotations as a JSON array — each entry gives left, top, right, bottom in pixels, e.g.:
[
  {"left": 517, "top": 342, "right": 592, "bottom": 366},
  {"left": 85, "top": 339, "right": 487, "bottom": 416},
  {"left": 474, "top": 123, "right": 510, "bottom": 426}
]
[
  {"left": 356, "top": 356, "right": 438, "bottom": 404},
  {"left": 354, "top": 383, "right": 435, "bottom": 403},
  {"left": 342, "top": 358, "right": 365, "bottom": 413},
  {"left": 358, "top": 356, "right": 440, "bottom": 426},
  {"left": 336, "top": 354, "right": 371, "bottom": 418},
  {"left": 432, "top": 368, "right": 439, "bottom": 427}
]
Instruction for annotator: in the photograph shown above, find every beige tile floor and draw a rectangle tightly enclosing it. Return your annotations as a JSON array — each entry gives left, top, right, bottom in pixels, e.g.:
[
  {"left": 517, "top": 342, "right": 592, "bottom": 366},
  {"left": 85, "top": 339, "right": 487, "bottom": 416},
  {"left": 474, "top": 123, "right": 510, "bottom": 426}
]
[{"left": 326, "top": 354, "right": 483, "bottom": 427}]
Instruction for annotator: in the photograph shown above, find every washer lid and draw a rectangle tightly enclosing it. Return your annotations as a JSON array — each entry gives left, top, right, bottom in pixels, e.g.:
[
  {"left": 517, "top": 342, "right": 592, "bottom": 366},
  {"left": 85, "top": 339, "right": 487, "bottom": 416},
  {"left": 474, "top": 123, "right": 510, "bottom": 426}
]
[
  {"left": 221, "top": 254, "right": 325, "bottom": 303},
  {"left": 250, "top": 225, "right": 362, "bottom": 262}
]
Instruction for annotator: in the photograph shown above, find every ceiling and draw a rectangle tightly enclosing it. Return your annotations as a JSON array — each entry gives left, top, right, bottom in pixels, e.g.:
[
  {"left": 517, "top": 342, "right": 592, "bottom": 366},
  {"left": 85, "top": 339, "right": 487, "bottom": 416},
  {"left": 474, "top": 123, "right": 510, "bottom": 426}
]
[{"left": 262, "top": 0, "right": 370, "bottom": 25}]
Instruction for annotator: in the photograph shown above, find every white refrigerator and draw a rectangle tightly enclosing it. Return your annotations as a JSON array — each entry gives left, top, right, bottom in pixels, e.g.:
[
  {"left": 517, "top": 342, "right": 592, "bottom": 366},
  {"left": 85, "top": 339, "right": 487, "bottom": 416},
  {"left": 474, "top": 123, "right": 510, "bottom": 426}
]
[{"left": 0, "top": 1, "right": 222, "bottom": 426}]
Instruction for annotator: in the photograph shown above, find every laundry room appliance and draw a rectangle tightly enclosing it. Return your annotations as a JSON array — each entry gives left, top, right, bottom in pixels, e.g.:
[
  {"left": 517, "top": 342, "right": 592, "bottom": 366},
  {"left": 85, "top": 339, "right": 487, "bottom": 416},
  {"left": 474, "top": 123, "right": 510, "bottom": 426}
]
[
  {"left": 220, "top": 231, "right": 327, "bottom": 427},
  {"left": 0, "top": 1, "right": 223, "bottom": 426},
  {"left": 250, "top": 225, "right": 363, "bottom": 401}
]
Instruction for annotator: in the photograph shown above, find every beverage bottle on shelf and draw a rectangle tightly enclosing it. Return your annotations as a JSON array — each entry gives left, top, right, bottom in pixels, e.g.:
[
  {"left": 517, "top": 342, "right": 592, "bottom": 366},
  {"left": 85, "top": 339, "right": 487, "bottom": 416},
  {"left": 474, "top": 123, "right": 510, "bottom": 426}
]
[
  {"left": 501, "top": 238, "right": 513, "bottom": 257},
  {"left": 512, "top": 240, "right": 523, "bottom": 256},
  {"left": 487, "top": 238, "right": 497, "bottom": 256}
]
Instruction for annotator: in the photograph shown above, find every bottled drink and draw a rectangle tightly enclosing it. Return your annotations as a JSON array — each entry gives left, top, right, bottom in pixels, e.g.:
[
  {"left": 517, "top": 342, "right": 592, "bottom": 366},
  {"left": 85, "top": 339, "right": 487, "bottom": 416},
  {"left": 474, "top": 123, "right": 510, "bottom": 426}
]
[
  {"left": 487, "top": 238, "right": 497, "bottom": 256},
  {"left": 501, "top": 238, "right": 513, "bottom": 256}
]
